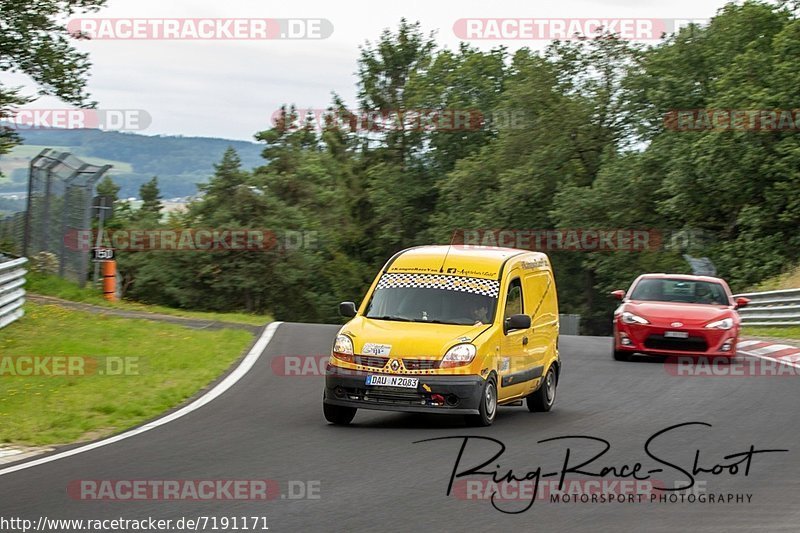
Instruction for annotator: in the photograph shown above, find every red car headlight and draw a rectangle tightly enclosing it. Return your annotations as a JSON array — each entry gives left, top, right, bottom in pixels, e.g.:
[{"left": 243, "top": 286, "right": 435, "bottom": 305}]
[
  {"left": 705, "top": 318, "right": 734, "bottom": 330},
  {"left": 621, "top": 311, "right": 649, "bottom": 325}
]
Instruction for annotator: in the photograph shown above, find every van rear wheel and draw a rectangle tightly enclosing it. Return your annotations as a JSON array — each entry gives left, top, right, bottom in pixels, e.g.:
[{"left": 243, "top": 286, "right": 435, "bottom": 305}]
[{"left": 527, "top": 366, "right": 556, "bottom": 412}]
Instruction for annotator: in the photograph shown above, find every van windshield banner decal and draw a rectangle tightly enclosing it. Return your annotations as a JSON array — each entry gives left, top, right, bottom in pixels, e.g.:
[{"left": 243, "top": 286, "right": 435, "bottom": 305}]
[{"left": 376, "top": 273, "right": 500, "bottom": 297}]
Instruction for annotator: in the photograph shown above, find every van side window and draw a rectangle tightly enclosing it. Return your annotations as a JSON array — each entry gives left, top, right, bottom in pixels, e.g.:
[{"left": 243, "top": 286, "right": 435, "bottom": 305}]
[
  {"left": 543, "top": 276, "right": 558, "bottom": 316},
  {"left": 524, "top": 272, "right": 552, "bottom": 321},
  {"left": 504, "top": 278, "right": 523, "bottom": 319}
]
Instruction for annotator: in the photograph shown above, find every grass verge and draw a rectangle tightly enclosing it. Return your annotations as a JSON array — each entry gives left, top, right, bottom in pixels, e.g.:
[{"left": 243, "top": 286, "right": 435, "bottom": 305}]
[
  {"left": 0, "top": 302, "right": 255, "bottom": 446},
  {"left": 27, "top": 273, "right": 271, "bottom": 326},
  {"left": 741, "top": 326, "right": 800, "bottom": 342},
  {"left": 746, "top": 265, "right": 800, "bottom": 292}
]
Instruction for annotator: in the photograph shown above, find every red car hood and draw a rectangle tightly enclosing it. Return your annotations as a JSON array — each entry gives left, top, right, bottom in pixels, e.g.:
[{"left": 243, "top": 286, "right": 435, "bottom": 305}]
[{"left": 622, "top": 300, "right": 735, "bottom": 327}]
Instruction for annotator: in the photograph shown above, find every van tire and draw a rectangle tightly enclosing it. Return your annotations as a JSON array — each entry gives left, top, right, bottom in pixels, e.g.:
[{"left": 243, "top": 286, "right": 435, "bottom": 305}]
[
  {"left": 466, "top": 375, "right": 497, "bottom": 427},
  {"left": 527, "top": 366, "right": 556, "bottom": 412},
  {"left": 323, "top": 396, "right": 357, "bottom": 425}
]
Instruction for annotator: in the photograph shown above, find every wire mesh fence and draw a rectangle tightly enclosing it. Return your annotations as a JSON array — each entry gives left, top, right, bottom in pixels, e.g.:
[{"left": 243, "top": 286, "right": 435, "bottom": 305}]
[
  {"left": 20, "top": 149, "right": 111, "bottom": 286},
  {"left": 0, "top": 212, "right": 25, "bottom": 254},
  {"left": 559, "top": 313, "right": 581, "bottom": 335}
]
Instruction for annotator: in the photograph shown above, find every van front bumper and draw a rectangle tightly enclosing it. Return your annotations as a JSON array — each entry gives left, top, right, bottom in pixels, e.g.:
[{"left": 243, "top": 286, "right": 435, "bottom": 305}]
[{"left": 324, "top": 364, "right": 484, "bottom": 415}]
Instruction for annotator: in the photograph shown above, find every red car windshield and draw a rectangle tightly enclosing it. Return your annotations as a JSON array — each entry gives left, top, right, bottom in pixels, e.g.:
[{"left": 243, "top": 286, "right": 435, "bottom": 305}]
[{"left": 629, "top": 278, "right": 730, "bottom": 305}]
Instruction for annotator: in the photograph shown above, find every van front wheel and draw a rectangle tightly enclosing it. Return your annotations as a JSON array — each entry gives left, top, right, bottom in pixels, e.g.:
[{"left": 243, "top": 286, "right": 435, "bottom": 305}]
[
  {"left": 323, "top": 396, "right": 357, "bottom": 425},
  {"left": 466, "top": 375, "right": 497, "bottom": 427},
  {"left": 527, "top": 366, "right": 556, "bottom": 412}
]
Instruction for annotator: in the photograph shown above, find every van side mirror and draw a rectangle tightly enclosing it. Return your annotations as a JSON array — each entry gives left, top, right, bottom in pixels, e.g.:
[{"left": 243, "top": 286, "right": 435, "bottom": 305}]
[
  {"left": 735, "top": 297, "right": 750, "bottom": 309},
  {"left": 611, "top": 290, "right": 626, "bottom": 300},
  {"left": 339, "top": 301, "right": 357, "bottom": 317},
  {"left": 504, "top": 314, "right": 531, "bottom": 333}
]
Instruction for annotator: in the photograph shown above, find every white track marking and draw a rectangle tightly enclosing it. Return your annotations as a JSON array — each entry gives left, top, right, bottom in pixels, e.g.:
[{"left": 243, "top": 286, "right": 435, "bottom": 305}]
[
  {"left": 738, "top": 339, "right": 800, "bottom": 370},
  {"left": 746, "top": 344, "right": 797, "bottom": 356},
  {"left": 739, "top": 351, "right": 800, "bottom": 370},
  {"left": 736, "top": 340, "right": 763, "bottom": 348},
  {"left": 0, "top": 322, "right": 282, "bottom": 477}
]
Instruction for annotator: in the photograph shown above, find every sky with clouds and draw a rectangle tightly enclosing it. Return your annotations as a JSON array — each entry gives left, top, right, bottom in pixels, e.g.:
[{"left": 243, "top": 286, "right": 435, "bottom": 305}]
[{"left": 5, "top": 0, "right": 737, "bottom": 141}]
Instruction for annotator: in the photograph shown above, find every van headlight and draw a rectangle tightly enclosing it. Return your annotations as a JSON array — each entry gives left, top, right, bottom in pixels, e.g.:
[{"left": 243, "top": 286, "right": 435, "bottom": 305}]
[
  {"left": 441, "top": 343, "right": 477, "bottom": 368},
  {"left": 705, "top": 318, "right": 733, "bottom": 330},
  {"left": 332, "top": 335, "right": 354, "bottom": 363},
  {"left": 621, "top": 311, "right": 649, "bottom": 325}
]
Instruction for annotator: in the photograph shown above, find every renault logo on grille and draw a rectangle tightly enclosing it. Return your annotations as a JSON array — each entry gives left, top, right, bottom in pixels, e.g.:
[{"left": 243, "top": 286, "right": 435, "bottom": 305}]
[{"left": 389, "top": 359, "right": 400, "bottom": 371}]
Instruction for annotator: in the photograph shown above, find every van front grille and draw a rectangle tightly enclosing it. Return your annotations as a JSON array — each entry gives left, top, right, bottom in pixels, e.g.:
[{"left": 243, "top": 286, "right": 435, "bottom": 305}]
[
  {"left": 402, "top": 358, "right": 440, "bottom": 370},
  {"left": 353, "top": 355, "right": 389, "bottom": 368}
]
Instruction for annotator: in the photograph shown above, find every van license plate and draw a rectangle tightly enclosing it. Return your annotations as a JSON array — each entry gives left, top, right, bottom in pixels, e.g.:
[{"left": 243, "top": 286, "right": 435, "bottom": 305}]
[
  {"left": 365, "top": 375, "right": 418, "bottom": 388},
  {"left": 664, "top": 331, "right": 689, "bottom": 339}
]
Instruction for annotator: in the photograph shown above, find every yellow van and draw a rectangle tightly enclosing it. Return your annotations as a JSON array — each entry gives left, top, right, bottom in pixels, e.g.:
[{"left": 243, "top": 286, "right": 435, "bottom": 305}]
[{"left": 323, "top": 245, "right": 560, "bottom": 426}]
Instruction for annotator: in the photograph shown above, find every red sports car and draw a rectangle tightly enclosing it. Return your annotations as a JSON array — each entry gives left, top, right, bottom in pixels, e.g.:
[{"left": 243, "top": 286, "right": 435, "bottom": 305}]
[{"left": 611, "top": 273, "right": 750, "bottom": 361}]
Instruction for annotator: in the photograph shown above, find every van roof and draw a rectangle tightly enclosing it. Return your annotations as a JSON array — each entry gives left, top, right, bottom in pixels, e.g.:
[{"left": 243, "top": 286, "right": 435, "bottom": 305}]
[{"left": 385, "top": 245, "right": 549, "bottom": 280}]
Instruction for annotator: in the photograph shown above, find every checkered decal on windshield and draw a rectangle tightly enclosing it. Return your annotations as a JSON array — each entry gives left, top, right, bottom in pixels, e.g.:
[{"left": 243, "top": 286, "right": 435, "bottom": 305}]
[{"left": 376, "top": 273, "right": 500, "bottom": 297}]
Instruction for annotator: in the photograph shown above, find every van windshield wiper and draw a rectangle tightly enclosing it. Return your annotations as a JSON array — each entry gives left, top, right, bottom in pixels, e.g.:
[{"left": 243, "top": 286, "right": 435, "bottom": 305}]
[
  {"left": 423, "top": 319, "right": 471, "bottom": 325},
  {"left": 372, "top": 315, "right": 412, "bottom": 322}
]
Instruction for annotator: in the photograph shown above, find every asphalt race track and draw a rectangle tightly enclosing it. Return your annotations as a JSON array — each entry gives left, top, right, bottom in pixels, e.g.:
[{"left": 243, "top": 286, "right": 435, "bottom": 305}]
[{"left": 1, "top": 323, "right": 799, "bottom": 531}]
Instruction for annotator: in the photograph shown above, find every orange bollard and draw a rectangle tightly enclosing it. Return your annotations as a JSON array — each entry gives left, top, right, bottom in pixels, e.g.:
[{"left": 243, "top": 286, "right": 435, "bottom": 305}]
[{"left": 102, "top": 260, "right": 117, "bottom": 301}]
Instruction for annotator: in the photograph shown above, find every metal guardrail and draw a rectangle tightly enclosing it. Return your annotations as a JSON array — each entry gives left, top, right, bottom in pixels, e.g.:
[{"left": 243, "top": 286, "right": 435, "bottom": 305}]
[
  {"left": 0, "top": 255, "right": 28, "bottom": 330},
  {"left": 734, "top": 288, "right": 800, "bottom": 326}
]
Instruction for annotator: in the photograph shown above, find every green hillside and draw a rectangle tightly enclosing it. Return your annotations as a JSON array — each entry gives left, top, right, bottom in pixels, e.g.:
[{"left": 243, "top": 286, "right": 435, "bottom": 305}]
[
  {"left": 0, "top": 129, "right": 265, "bottom": 199},
  {"left": 0, "top": 144, "right": 133, "bottom": 183}
]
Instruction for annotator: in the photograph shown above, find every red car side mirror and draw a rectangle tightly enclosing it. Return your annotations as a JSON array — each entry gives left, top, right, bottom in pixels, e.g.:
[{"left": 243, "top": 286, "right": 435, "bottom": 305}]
[
  {"left": 735, "top": 297, "right": 750, "bottom": 309},
  {"left": 611, "top": 290, "right": 626, "bottom": 300}
]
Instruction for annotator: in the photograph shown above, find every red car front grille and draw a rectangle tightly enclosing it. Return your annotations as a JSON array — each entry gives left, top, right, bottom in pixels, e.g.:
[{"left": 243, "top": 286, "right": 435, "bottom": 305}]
[{"left": 644, "top": 335, "right": 709, "bottom": 352}]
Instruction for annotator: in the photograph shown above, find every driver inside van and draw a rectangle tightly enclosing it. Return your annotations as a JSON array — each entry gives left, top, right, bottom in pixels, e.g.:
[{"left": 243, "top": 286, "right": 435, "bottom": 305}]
[{"left": 472, "top": 304, "right": 489, "bottom": 325}]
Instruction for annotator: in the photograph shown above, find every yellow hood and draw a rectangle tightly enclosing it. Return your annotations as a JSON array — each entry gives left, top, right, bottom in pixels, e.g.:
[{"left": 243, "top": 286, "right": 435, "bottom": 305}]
[{"left": 341, "top": 316, "right": 490, "bottom": 358}]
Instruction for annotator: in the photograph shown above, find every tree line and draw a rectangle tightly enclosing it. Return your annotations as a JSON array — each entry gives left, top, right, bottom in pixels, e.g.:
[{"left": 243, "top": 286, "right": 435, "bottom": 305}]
[{"left": 74, "top": 2, "right": 800, "bottom": 331}]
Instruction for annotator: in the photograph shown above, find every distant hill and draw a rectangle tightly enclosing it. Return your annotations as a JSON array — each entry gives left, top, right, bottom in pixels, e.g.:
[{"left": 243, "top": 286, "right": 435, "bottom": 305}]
[{"left": 0, "top": 128, "right": 265, "bottom": 199}]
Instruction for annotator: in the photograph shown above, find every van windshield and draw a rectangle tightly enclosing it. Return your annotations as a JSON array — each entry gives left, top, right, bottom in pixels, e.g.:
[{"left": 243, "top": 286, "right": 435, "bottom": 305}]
[{"left": 365, "top": 273, "right": 499, "bottom": 325}]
